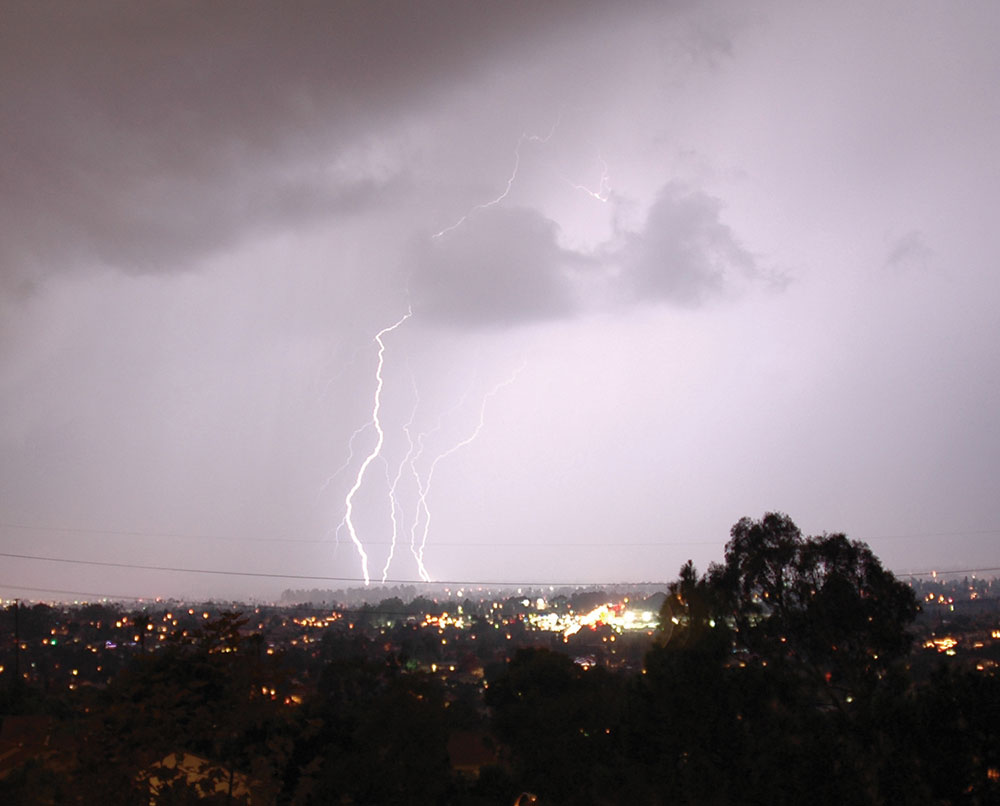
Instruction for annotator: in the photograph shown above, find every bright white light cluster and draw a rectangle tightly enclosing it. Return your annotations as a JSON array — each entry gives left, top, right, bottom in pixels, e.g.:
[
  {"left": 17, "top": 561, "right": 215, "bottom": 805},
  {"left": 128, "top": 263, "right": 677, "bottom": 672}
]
[
  {"left": 525, "top": 602, "right": 658, "bottom": 638},
  {"left": 420, "top": 611, "right": 468, "bottom": 630}
]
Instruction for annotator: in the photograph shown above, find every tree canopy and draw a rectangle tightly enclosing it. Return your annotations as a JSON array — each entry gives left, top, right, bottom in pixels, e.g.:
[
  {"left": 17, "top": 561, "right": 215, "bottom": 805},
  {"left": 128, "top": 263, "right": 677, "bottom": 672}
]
[{"left": 703, "top": 512, "right": 919, "bottom": 699}]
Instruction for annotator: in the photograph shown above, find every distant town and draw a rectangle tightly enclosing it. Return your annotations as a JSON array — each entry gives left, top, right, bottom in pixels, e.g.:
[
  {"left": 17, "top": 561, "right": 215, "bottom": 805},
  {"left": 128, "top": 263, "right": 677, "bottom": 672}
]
[
  {"left": 3, "top": 574, "right": 998, "bottom": 701},
  {"left": 2, "top": 570, "right": 998, "bottom": 804}
]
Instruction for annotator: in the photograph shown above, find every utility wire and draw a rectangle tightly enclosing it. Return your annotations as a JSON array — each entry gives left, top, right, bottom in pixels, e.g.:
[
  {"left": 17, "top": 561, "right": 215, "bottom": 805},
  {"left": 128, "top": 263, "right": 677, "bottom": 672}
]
[
  {"left": 0, "top": 551, "right": 628, "bottom": 588},
  {"left": 2, "top": 551, "right": 999, "bottom": 592}
]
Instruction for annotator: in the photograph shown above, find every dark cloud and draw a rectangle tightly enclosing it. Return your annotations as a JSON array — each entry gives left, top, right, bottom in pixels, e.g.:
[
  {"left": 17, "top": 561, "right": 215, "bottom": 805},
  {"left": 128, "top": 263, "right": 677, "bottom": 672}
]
[
  {"left": 2, "top": 165, "right": 398, "bottom": 281},
  {"left": 620, "top": 183, "right": 757, "bottom": 305},
  {"left": 0, "top": 0, "right": 631, "bottom": 285},
  {"left": 410, "top": 207, "right": 580, "bottom": 327},
  {"left": 409, "top": 182, "right": 771, "bottom": 328}
]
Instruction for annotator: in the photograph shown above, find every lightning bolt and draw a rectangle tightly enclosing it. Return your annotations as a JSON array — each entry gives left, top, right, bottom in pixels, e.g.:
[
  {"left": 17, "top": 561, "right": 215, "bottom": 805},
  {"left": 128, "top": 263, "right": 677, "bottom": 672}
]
[
  {"left": 328, "top": 116, "right": 612, "bottom": 585},
  {"left": 317, "top": 421, "right": 372, "bottom": 499},
  {"left": 410, "top": 361, "right": 526, "bottom": 578},
  {"left": 337, "top": 307, "right": 411, "bottom": 584},
  {"left": 380, "top": 375, "right": 420, "bottom": 583},
  {"left": 566, "top": 154, "right": 612, "bottom": 202},
  {"left": 432, "top": 118, "right": 560, "bottom": 240},
  {"left": 403, "top": 371, "right": 479, "bottom": 582},
  {"left": 393, "top": 375, "right": 480, "bottom": 582}
]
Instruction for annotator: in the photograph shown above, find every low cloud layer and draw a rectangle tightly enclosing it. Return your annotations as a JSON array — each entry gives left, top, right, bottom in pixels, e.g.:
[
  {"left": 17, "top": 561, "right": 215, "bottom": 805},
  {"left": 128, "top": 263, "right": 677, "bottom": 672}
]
[
  {"left": 412, "top": 208, "right": 578, "bottom": 327},
  {"left": 410, "top": 184, "right": 763, "bottom": 328},
  {"left": 622, "top": 184, "right": 757, "bottom": 306}
]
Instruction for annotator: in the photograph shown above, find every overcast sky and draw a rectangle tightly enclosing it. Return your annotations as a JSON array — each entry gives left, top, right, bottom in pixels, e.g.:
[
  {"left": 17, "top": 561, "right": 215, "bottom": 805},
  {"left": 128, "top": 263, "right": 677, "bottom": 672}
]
[{"left": 2, "top": 0, "right": 998, "bottom": 601}]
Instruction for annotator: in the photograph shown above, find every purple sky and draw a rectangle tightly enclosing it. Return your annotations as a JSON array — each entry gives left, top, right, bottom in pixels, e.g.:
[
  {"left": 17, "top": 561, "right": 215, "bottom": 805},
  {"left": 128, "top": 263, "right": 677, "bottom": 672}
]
[{"left": 2, "top": 1, "right": 999, "bottom": 601}]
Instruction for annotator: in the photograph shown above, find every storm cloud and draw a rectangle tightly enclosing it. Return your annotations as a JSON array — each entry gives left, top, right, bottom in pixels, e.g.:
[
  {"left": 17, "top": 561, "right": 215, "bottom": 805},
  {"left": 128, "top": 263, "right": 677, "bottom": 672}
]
[
  {"left": 620, "top": 183, "right": 758, "bottom": 306},
  {"left": 0, "top": 0, "right": 632, "bottom": 285},
  {"left": 411, "top": 208, "right": 579, "bottom": 327},
  {"left": 410, "top": 187, "right": 759, "bottom": 328}
]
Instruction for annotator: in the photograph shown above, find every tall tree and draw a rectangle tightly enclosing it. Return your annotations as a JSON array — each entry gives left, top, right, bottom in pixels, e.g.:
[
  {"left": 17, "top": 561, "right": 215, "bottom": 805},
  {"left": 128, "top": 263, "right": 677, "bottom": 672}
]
[
  {"left": 708, "top": 513, "right": 919, "bottom": 702},
  {"left": 633, "top": 515, "right": 923, "bottom": 804}
]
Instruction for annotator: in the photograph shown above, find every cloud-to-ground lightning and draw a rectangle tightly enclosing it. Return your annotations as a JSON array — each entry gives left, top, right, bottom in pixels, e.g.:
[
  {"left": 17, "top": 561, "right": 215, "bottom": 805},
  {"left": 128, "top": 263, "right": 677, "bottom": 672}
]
[
  {"left": 337, "top": 307, "right": 411, "bottom": 584},
  {"left": 380, "top": 375, "right": 420, "bottom": 583},
  {"left": 387, "top": 373, "right": 480, "bottom": 582},
  {"left": 329, "top": 118, "right": 611, "bottom": 585},
  {"left": 409, "top": 361, "right": 526, "bottom": 579}
]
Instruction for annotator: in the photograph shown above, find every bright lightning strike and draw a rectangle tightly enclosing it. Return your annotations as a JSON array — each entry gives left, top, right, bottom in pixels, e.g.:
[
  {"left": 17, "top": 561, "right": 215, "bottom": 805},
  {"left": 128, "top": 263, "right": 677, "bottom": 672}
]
[
  {"left": 380, "top": 377, "right": 420, "bottom": 583},
  {"left": 567, "top": 154, "right": 612, "bottom": 202},
  {"left": 338, "top": 307, "right": 411, "bottom": 585},
  {"left": 328, "top": 116, "right": 612, "bottom": 585},
  {"left": 410, "top": 361, "right": 526, "bottom": 579},
  {"left": 393, "top": 376, "right": 480, "bottom": 582}
]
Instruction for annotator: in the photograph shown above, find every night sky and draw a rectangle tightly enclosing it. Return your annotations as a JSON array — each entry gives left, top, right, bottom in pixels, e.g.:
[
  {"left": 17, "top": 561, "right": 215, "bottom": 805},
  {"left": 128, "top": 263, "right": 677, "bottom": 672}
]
[{"left": 2, "top": 1, "right": 999, "bottom": 600}]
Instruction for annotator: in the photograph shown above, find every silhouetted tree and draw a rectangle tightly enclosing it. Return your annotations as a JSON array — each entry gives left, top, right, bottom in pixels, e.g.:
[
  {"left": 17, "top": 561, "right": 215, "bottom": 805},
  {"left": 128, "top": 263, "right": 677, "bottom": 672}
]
[
  {"left": 631, "top": 514, "right": 922, "bottom": 805},
  {"left": 708, "top": 513, "right": 919, "bottom": 704},
  {"left": 74, "top": 612, "right": 292, "bottom": 805}
]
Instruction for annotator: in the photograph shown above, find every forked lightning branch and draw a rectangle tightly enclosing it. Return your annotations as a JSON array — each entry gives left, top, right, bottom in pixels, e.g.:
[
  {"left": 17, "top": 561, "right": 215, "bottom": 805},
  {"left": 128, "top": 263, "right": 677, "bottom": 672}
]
[{"left": 332, "top": 118, "right": 610, "bottom": 584}]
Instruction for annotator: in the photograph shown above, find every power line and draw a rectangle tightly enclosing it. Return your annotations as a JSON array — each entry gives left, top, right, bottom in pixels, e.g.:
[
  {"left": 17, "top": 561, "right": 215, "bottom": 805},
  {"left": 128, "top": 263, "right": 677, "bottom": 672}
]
[
  {"left": 855, "top": 530, "right": 1000, "bottom": 541},
  {"left": 0, "top": 551, "right": 619, "bottom": 588},
  {"left": 2, "top": 550, "right": 999, "bottom": 592},
  {"left": 0, "top": 551, "right": 380, "bottom": 582}
]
